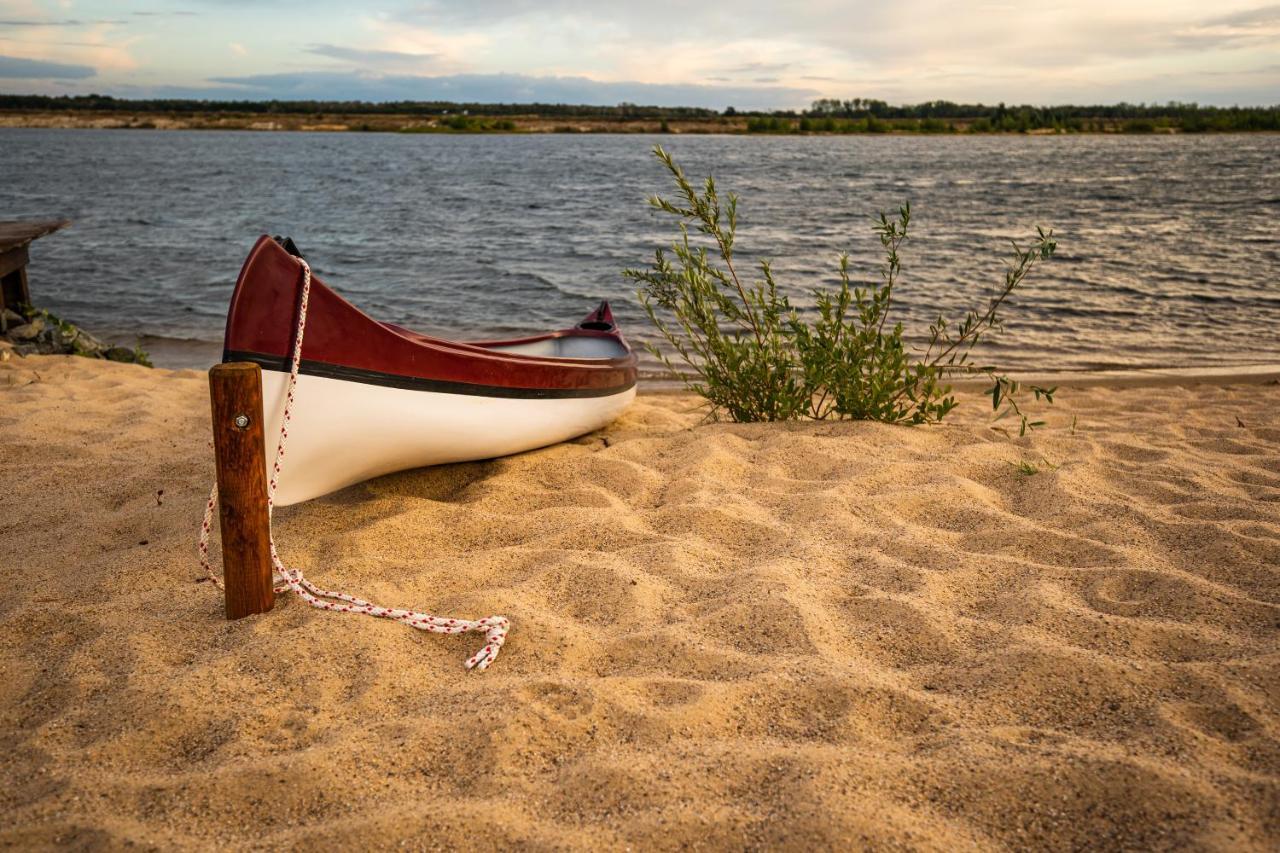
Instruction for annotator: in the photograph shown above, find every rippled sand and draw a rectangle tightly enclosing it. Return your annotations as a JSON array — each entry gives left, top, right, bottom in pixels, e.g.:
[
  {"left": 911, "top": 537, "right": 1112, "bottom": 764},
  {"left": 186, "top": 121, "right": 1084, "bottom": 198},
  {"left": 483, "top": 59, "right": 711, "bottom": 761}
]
[{"left": 2, "top": 354, "right": 1277, "bottom": 849}]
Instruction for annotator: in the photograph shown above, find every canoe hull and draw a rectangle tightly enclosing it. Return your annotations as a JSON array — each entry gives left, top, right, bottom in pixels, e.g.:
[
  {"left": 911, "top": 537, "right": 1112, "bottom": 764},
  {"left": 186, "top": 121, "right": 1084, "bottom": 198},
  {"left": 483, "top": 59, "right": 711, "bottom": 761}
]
[
  {"left": 224, "top": 235, "right": 638, "bottom": 505},
  {"left": 261, "top": 370, "right": 636, "bottom": 506}
]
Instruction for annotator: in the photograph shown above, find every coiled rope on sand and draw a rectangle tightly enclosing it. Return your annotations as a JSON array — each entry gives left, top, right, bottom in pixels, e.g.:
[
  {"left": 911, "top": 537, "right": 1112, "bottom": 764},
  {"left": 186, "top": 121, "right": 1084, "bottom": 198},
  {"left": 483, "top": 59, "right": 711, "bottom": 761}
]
[{"left": 198, "top": 256, "right": 510, "bottom": 671}]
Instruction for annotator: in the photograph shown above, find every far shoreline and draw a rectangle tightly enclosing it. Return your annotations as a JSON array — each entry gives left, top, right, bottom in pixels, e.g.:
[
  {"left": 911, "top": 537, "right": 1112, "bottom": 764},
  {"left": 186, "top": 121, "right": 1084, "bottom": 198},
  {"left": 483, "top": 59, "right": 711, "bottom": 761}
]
[{"left": 3, "top": 111, "right": 1278, "bottom": 136}]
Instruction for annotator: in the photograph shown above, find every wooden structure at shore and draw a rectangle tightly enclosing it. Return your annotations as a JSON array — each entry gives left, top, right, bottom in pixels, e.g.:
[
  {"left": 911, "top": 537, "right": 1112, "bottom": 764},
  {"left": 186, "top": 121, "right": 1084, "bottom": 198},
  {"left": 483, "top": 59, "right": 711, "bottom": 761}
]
[
  {"left": 209, "top": 363, "right": 276, "bottom": 619},
  {"left": 0, "top": 220, "right": 70, "bottom": 333}
]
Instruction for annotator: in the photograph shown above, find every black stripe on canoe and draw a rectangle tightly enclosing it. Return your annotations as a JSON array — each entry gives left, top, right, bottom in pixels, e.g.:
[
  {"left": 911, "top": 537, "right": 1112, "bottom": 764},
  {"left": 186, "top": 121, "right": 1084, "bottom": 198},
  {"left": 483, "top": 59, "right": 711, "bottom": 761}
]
[{"left": 224, "top": 350, "right": 637, "bottom": 400}]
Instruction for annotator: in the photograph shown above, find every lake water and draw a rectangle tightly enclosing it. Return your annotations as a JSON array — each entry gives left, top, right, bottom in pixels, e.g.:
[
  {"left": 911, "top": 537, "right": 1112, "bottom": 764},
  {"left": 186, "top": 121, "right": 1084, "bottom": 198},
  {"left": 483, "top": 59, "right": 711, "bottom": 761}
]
[{"left": 2, "top": 128, "right": 1277, "bottom": 373}]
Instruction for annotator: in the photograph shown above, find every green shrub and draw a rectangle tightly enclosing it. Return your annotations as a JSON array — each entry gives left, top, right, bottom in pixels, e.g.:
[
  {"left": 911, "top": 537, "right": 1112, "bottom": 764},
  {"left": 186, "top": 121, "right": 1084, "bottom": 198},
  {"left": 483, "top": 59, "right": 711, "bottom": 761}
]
[
  {"left": 132, "top": 343, "right": 154, "bottom": 367},
  {"left": 746, "top": 116, "right": 794, "bottom": 133},
  {"left": 625, "top": 146, "right": 1058, "bottom": 430},
  {"left": 1123, "top": 118, "right": 1157, "bottom": 133}
]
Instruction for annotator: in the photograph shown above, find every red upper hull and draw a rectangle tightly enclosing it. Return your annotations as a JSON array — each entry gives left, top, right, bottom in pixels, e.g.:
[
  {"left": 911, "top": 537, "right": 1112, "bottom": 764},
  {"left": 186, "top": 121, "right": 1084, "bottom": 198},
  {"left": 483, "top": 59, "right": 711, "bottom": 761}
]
[{"left": 223, "top": 236, "right": 637, "bottom": 396}]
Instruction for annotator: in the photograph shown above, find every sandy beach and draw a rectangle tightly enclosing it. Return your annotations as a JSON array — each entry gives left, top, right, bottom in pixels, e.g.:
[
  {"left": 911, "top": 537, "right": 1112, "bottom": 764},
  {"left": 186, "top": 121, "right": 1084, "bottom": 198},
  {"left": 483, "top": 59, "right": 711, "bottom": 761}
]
[{"left": 1, "top": 353, "right": 1277, "bottom": 850}]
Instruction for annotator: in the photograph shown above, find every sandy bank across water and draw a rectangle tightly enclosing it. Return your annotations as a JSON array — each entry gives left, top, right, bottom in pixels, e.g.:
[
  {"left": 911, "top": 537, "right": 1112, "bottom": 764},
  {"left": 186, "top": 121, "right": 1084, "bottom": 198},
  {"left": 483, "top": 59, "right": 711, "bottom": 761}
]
[{"left": 1, "top": 354, "right": 1277, "bottom": 849}]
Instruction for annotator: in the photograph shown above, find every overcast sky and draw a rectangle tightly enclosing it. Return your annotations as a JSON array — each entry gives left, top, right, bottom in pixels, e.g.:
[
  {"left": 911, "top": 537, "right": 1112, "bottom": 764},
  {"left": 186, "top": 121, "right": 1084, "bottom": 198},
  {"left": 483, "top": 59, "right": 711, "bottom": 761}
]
[{"left": 1, "top": 1, "right": 1277, "bottom": 107}]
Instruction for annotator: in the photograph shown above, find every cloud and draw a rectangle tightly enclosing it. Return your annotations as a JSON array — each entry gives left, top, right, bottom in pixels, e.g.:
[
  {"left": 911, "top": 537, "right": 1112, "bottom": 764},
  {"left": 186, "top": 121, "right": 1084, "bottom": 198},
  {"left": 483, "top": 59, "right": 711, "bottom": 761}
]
[
  {"left": 724, "top": 61, "right": 794, "bottom": 75},
  {"left": 191, "top": 70, "right": 815, "bottom": 109},
  {"left": 1174, "top": 4, "right": 1280, "bottom": 49},
  {"left": 1203, "top": 4, "right": 1280, "bottom": 27},
  {"left": 395, "top": 0, "right": 548, "bottom": 27},
  {"left": 307, "top": 43, "right": 440, "bottom": 71},
  {"left": 0, "top": 19, "right": 127, "bottom": 27},
  {"left": 0, "top": 54, "right": 95, "bottom": 79}
]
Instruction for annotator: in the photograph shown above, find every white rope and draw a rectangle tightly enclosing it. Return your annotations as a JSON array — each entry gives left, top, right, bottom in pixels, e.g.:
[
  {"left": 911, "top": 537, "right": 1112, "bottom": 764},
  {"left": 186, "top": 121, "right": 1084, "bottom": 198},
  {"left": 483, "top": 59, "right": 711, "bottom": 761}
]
[{"left": 198, "top": 257, "right": 509, "bottom": 671}]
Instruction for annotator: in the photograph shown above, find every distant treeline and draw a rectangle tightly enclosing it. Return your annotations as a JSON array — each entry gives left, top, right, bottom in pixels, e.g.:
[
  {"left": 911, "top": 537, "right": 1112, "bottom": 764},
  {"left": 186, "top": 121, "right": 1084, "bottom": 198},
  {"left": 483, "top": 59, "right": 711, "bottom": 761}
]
[
  {"left": 0, "top": 93, "right": 718, "bottom": 120},
  {"left": 1, "top": 93, "right": 1276, "bottom": 133},
  {"left": 798, "top": 99, "right": 1280, "bottom": 133}
]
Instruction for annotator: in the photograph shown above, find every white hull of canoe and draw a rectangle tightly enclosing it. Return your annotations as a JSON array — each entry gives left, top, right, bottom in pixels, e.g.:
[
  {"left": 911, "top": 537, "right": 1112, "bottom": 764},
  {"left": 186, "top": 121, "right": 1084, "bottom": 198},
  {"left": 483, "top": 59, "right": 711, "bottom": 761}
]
[{"left": 259, "top": 370, "right": 636, "bottom": 506}]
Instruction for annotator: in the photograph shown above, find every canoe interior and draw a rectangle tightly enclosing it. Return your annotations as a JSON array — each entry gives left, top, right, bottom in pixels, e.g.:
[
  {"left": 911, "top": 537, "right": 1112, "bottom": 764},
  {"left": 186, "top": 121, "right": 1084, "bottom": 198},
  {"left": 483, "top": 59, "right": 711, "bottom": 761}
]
[{"left": 474, "top": 335, "right": 630, "bottom": 359}]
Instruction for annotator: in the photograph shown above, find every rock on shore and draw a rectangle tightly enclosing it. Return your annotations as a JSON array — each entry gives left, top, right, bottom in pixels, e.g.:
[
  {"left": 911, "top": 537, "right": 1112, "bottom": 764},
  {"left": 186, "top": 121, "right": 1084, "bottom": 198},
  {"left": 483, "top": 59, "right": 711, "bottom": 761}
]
[{"left": 1, "top": 306, "right": 150, "bottom": 365}]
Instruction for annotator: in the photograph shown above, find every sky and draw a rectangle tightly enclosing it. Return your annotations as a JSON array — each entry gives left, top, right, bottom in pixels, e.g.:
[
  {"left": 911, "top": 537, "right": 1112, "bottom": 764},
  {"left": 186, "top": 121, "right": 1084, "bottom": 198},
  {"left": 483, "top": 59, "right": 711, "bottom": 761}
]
[{"left": 1, "top": 1, "right": 1278, "bottom": 108}]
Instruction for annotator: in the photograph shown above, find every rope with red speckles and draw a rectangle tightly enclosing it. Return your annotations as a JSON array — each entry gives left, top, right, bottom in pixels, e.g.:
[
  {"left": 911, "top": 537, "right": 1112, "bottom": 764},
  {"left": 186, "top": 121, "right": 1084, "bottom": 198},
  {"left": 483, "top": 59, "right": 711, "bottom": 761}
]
[{"left": 198, "top": 257, "right": 509, "bottom": 671}]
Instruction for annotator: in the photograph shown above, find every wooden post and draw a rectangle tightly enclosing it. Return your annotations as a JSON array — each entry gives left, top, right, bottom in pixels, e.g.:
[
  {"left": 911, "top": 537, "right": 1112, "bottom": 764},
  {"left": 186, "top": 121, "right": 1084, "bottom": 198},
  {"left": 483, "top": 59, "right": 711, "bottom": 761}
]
[{"left": 209, "top": 362, "right": 275, "bottom": 619}]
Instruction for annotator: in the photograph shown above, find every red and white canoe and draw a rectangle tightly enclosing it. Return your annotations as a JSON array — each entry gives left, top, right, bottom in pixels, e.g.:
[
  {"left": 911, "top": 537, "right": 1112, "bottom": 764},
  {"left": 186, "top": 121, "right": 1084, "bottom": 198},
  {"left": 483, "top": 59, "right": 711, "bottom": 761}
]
[{"left": 223, "top": 236, "right": 638, "bottom": 506}]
